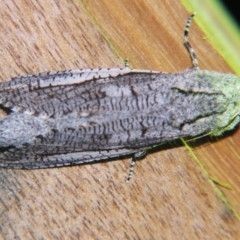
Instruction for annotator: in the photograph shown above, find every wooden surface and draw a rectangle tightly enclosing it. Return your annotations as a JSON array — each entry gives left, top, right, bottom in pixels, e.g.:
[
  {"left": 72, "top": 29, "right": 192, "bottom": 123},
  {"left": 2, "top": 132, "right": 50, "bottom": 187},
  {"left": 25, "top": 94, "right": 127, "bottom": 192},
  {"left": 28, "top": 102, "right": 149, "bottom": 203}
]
[{"left": 0, "top": 0, "right": 240, "bottom": 239}]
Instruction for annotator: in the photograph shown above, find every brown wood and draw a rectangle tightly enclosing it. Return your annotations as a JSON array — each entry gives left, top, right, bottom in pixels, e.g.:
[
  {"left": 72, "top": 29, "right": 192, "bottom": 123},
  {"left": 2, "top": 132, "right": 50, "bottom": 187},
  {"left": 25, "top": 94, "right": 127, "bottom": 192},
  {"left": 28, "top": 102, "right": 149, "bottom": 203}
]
[{"left": 0, "top": 0, "right": 240, "bottom": 239}]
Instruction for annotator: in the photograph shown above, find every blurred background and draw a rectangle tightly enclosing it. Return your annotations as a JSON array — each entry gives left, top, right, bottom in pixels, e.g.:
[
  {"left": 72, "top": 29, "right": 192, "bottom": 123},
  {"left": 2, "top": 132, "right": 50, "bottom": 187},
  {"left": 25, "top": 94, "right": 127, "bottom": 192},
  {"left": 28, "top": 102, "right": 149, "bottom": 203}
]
[
  {"left": 221, "top": 0, "right": 240, "bottom": 29},
  {"left": 182, "top": 0, "right": 240, "bottom": 75}
]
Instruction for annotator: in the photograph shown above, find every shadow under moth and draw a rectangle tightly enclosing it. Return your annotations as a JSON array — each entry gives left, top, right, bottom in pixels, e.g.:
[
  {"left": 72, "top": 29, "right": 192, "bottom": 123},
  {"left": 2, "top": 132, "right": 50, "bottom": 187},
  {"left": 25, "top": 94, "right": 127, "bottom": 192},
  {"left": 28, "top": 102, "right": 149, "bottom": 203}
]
[{"left": 0, "top": 14, "right": 239, "bottom": 181}]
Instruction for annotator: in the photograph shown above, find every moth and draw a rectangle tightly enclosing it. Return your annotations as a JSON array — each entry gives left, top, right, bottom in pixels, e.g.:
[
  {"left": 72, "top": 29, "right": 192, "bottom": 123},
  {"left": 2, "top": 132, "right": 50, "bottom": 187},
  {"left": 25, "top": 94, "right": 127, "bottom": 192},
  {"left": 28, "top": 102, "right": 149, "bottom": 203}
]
[{"left": 0, "top": 14, "right": 239, "bottom": 181}]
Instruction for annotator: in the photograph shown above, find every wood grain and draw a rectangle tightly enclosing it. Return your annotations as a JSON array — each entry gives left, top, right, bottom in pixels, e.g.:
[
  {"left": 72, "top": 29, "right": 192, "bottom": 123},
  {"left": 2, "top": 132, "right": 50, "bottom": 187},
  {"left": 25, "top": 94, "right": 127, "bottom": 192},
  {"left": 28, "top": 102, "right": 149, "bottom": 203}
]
[{"left": 0, "top": 0, "right": 240, "bottom": 239}]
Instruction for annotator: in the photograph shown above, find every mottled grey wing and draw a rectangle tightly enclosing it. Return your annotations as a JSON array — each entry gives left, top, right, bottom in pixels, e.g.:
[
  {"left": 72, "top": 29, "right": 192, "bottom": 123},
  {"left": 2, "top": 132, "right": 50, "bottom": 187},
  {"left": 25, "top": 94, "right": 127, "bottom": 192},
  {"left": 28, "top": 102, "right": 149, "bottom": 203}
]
[
  {"left": 0, "top": 69, "right": 163, "bottom": 169},
  {"left": 0, "top": 113, "right": 161, "bottom": 169}
]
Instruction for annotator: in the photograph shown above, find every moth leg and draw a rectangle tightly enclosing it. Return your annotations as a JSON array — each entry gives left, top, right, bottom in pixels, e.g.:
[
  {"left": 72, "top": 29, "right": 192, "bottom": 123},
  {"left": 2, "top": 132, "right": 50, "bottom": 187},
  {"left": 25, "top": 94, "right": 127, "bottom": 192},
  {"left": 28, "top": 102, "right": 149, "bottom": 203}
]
[
  {"left": 124, "top": 59, "right": 129, "bottom": 68},
  {"left": 184, "top": 12, "right": 199, "bottom": 69},
  {"left": 126, "top": 150, "right": 146, "bottom": 183}
]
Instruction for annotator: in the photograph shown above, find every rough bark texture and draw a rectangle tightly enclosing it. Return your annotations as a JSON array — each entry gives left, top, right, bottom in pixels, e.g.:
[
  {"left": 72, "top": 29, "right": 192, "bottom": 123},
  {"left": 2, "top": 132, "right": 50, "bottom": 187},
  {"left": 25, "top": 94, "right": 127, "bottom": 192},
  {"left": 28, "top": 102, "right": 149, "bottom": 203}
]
[{"left": 0, "top": 0, "right": 240, "bottom": 239}]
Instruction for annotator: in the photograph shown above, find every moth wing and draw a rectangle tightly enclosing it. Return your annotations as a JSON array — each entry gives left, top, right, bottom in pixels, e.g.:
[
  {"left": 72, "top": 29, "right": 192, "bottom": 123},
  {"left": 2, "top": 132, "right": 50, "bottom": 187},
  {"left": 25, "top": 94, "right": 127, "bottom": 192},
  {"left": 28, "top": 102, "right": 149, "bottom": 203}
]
[{"left": 0, "top": 143, "right": 139, "bottom": 169}]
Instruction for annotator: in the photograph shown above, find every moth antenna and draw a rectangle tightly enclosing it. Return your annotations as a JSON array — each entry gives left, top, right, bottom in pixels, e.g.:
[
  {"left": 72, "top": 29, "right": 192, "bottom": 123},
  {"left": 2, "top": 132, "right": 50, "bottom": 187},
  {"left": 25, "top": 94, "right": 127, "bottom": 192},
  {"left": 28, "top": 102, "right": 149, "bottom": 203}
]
[
  {"left": 124, "top": 59, "right": 129, "bottom": 68},
  {"left": 126, "top": 156, "right": 136, "bottom": 183},
  {"left": 184, "top": 12, "right": 199, "bottom": 69},
  {"left": 126, "top": 150, "right": 146, "bottom": 183}
]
